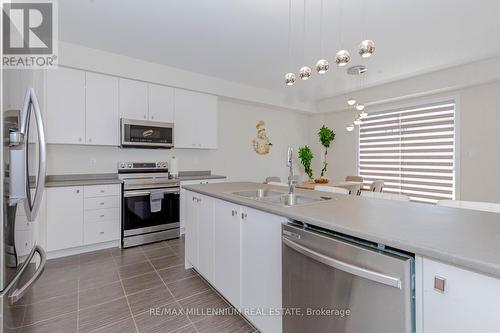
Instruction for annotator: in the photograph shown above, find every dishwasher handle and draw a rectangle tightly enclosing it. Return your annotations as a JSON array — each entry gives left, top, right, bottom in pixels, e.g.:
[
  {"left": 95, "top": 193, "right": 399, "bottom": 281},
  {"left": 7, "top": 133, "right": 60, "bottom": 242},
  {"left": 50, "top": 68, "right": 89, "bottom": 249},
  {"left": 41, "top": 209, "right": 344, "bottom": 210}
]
[{"left": 283, "top": 236, "right": 402, "bottom": 289}]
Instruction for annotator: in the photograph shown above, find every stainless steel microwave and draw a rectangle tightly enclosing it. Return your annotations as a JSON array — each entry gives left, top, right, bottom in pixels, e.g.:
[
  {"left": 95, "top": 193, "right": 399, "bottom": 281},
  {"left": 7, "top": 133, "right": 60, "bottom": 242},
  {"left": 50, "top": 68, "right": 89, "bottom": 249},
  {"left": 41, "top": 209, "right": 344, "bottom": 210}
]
[{"left": 121, "top": 118, "right": 174, "bottom": 148}]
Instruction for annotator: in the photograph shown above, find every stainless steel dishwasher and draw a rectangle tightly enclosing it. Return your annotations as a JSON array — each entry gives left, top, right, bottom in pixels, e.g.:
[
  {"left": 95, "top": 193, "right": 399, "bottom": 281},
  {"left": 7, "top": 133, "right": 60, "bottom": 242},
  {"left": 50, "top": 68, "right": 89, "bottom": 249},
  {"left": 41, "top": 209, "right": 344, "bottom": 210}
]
[{"left": 282, "top": 222, "right": 414, "bottom": 333}]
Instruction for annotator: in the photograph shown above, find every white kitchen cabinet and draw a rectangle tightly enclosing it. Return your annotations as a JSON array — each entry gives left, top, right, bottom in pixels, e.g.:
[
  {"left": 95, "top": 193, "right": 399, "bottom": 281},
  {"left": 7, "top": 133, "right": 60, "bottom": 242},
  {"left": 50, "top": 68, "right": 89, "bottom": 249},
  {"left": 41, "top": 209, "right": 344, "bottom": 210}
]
[
  {"left": 46, "top": 186, "right": 84, "bottom": 251},
  {"left": 119, "top": 78, "right": 148, "bottom": 120},
  {"left": 241, "top": 207, "right": 283, "bottom": 333},
  {"left": 85, "top": 72, "right": 119, "bottom": 146},
  {"left": 46, "top": 67, "right": 86, "bottom": 144},
  {"left": 180, "top": 178, "right": 226, "bottom": 234},
  {"left": 196, "top": 195, "right": 215, "bottom": 283},
  {"left": 148, "top": 84, "right": 174, "bottom": 122},
  {"left": 422, "top": 258, "right": 500, "bottom": 332},
  {"left": 174, "top": 89, "right": 218, "bottom": 149},
  {"left": 214, "top": 199, "right": 241, "bottom": 308},
  {"left": 184, "top": 191, "right": 199, "bottom": 268}
]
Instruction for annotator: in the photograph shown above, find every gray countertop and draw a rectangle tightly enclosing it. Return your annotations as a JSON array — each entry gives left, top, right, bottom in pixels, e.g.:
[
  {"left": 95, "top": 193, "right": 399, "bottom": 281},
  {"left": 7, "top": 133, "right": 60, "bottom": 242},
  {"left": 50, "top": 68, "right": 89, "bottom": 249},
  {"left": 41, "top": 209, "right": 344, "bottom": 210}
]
[
  {"left": 45, "top": 171, "right": 226, "bottom": 187},
  {"left": 183, "top": 181, "right": 500, "bottom": 278}
]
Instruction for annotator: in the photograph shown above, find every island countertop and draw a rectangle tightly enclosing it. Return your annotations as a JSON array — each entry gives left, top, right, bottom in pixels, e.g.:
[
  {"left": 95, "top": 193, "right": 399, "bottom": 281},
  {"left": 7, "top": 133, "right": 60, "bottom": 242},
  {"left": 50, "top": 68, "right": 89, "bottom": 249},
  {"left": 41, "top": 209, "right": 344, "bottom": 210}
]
[{"left": 183, "top": 181, "right": 500, "bottom": 278}]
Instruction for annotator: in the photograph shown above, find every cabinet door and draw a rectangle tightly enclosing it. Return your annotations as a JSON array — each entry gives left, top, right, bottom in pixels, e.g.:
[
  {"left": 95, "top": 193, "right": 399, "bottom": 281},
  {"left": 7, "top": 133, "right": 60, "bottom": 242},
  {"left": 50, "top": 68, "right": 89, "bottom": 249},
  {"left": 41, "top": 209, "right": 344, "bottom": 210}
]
[
  {"left": 46, "top": 67, "right": 86, "bottom": 144},
  {"left": 184, "top": 191, "right": 198, "bottom": 268},
  {"left": 241, "top": 208, "right": 283, "bottom": 333},
  {"left": 85, "top": 72, "right": 119, "bottom": 146},
  {"left": 423, "top": 258, "right": 500, "bottom": 332},
  {"left": 46, "top": 187, "right": 84, "bottom": 251},
  {"left": 197, "top": 195, "right": 214, "bottom": 283},
  {"left": 174, "top": 89, "right": 218, "bottom": 149},
  {"left": 214, "top": 199, "right": 241, "bottom": 308},
  {"left": 119, "top": 78, "right": 148, "bottom": 120},
  {"left": 148, "top": 84, "right": 174, "bottom": 122}
]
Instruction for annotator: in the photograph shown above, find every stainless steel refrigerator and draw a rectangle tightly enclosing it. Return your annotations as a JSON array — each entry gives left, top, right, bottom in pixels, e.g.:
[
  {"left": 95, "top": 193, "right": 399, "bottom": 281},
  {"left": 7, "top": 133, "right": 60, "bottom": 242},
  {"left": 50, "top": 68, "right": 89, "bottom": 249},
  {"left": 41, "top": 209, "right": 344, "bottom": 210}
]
[{"left": 0, "top": 70, "right": 47, "bottom": 331}]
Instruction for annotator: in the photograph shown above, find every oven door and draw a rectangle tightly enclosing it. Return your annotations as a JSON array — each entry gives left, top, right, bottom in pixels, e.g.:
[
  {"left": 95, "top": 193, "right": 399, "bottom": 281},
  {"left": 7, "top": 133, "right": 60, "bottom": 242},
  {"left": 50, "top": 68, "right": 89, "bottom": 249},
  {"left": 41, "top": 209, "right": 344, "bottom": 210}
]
[
  {"left": 121, "top": 118, "right": 174, "bottom": 148},
  {"left": 123, "top": 187, "right": 180, "bottom": 237}
]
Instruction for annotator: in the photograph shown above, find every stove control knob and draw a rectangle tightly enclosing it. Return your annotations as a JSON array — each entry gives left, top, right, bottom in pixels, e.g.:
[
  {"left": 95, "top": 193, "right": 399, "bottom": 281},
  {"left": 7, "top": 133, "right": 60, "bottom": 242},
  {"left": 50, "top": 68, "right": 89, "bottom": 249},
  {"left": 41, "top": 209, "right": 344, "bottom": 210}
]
[{"left": 127, "top": 163, "right": 133, "bottom": 168}]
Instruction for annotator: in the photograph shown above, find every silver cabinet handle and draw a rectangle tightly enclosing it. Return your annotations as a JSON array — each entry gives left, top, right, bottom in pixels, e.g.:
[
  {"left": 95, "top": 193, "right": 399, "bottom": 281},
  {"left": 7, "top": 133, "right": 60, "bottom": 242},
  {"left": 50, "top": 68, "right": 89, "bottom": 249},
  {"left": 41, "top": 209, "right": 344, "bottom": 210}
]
[
  {"left": 8, "top": 245, "right": 47, "bottom": 304},
  {"left": 99, "top": 231, "right": 105, "bottom": 235},
  {"left": 76, "top": 189, "right": 80, "bottom": 194},
  {"left": 100, "top": 214, "right": 105, "bottom": 218},
  {"left": 282, "top": 237, "right": 402, "bottom": 289},
  {"left": 241, "top": 213, "right": 247, "bottom": 219}
]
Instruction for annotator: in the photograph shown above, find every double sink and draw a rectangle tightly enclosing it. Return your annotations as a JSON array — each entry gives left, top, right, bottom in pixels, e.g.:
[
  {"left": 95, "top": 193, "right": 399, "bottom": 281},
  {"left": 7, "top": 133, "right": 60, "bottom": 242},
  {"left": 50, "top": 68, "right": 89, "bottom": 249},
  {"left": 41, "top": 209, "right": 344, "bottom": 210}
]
[{"left": 231, "top": 188, "right": 332, "bottom": 207}]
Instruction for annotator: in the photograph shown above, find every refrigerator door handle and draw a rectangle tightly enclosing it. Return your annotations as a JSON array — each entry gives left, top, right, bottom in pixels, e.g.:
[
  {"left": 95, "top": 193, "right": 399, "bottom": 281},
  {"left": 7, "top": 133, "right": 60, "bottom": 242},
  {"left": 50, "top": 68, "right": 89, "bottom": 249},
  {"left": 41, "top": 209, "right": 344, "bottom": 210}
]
[
  {"left": 283, "top": 236, "right": 402, "bottom": 289},
  {"left": 6, "top": 245, "right": 47, "bottom": 304},
  {"left": 24, "top": 88, "right": 47, "bottom": 221}
]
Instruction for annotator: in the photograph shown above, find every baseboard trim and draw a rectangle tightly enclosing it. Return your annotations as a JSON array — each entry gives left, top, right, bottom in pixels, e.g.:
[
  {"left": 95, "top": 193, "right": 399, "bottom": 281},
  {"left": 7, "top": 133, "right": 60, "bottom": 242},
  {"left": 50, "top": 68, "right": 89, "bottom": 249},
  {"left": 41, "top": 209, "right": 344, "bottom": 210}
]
[{"left": 47, "top": 240, "right": 120, "bottom": 259}]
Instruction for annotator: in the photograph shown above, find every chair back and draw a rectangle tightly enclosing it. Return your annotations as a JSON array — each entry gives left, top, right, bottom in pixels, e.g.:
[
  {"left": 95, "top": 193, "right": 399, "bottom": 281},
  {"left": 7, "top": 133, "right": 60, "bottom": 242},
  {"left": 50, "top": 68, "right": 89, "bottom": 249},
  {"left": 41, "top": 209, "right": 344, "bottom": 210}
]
[
  {"left": 361, "top": 191, "right": 410, "bottom": 201},
  {"left": 314, "top": 185, "right": 349, "bottom": 195},
  {"left": 369, "top": 180, "right": 384, "bottom": 192},
  {"left": 265, "top": 176, "right": 281, "bottom": 184},
  {"left": 267, "top": 181, "right": 288, "bottom": 187},
  {"left": 345, "top": 175, "right": 363, "bottom": 183},
  {"left": 436, "top": 200, "right": 500, "bottom": 213}
]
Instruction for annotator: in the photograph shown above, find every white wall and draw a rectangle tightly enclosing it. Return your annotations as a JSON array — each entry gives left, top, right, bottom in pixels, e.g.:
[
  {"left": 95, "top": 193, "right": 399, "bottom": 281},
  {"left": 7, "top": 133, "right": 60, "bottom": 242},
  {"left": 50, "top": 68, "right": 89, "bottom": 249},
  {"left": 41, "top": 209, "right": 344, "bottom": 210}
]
[
  {"left": 47, "top": 99, "right": 309, "bottom": 183},
  {"left": 309, "top": 81, "right": 500, "bottom": 202}
]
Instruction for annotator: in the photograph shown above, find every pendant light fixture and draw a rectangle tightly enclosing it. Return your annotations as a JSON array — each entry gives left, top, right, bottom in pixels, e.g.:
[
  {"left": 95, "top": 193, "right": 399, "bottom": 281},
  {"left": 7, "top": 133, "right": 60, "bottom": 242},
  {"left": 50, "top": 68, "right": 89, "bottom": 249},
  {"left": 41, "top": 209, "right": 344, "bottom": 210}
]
[
  {"left": 284, "top": 0, "right": 296, "bottom": 86},
  {"left": 359, "top": 110, "right": 368, "bottom": 119},
  {"left": 299, "top": 0, "right": 311, "bottom": 80},
  {"left": 315, "top": 0, "right": 329, "bottom": 74},
  {"left": 355, "top": 103, "right": 365, "bottom": 111},
  {"left": 335, "top": 0, "right": 350, "bottom": 67},
  {"left": 346, "top": 124, "right": 355, "bottom": 132},
  {"left": 358, "top": 0, "right": 375, "bottom": 58},
  {"left": 353, "top": 117, "right": 362, "bottom": 125},
  {"left": 347, "top": 98, "right": 356, "bottom": 106}
]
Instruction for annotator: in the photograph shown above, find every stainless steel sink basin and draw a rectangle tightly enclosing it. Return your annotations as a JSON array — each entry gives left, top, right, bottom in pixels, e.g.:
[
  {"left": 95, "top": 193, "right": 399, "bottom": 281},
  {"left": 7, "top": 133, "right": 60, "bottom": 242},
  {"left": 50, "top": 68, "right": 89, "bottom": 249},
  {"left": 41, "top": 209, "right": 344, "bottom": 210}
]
[
  {"left": 231, "top": 189, "right": 332, "bottom": 207},
  {"left": 231, "top": 189, "right": 285, "bottom": 199},
  {"left": 262, "top": 194, "right": 332, "bottom": 206}
]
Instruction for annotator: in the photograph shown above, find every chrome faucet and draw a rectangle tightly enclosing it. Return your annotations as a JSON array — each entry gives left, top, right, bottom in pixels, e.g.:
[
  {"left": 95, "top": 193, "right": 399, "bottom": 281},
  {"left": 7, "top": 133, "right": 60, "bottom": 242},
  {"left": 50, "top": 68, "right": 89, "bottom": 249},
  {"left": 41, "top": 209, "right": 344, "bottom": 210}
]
[{"left": 287, "top": 147, "right": 296, "bottom": 196}]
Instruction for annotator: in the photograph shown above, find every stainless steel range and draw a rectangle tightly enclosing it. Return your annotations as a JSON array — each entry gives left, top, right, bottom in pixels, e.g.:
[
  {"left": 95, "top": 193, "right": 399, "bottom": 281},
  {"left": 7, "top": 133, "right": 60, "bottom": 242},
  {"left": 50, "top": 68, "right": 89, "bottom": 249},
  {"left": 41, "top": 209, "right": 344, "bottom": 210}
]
[{"left": 118, "top": 161, "right": 180, "bottom": 248}]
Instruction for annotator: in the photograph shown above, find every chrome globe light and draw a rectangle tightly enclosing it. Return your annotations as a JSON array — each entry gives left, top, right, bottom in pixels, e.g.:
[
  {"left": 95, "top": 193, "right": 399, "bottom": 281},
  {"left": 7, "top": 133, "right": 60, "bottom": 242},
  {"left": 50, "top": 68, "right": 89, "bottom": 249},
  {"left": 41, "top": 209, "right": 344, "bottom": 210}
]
[
  {"left": 346, "top": 124, "right": 355, "bottom": 132},
  {"left": 285, "top": 73, "right": 296, "bottom": 86},
  {"left": 355, "top": 103, "right": 365, "bottom": 111},
  {"left": 335, "top": 50, "right": 350, "bottom": 66},
  {"left": 347, "top": 98, "right": 356, "bottom": 106},
  {"left": 315, "top": 59, "right": 330, "bottom": 74},
  {"left": 358, "top": 40, "right": 375, "bottom": 58},
  {"left": 299, "top": 66, "right": 312, "bottom": 80},
  {"left": 353, "top": 117, "right": 362, "bottom": 125}
]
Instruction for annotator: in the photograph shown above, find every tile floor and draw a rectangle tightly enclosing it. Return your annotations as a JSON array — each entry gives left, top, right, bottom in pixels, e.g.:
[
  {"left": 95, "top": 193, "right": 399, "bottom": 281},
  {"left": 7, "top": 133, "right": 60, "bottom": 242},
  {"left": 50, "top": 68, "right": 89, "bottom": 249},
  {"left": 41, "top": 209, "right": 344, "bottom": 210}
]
[{"left": 8, "top": 237, "right": 257, "bottom": 333}]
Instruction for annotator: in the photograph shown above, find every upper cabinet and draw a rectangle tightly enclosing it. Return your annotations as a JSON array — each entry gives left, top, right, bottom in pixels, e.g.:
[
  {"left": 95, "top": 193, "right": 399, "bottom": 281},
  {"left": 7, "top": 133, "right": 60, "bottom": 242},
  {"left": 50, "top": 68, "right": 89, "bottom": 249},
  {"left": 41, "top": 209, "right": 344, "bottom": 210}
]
[
  {"left": 119, "top": 78, "right": 148, "bottom": 120},
  {"left": 45, "top": 68, "right": 218, "bottom": 149},
  {"left": 85, "top": 72, "right": 119, "bottom": 146},
  {"left": 174, "top": 89, "right": 218, "bottom": 149},
  {"left": 148, "top": 84, "right": 174, "bottom": 123},
  {"left": 46, "top": 67, "right": 86, "bottom": 144}
]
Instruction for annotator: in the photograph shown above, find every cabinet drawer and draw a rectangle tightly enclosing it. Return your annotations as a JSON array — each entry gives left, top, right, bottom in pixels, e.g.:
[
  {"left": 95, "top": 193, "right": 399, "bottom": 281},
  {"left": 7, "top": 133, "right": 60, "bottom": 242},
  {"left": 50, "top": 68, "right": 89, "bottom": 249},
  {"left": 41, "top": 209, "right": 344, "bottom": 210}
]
[
  {"left": 84, "top": 208, "right": 120, "bottom": 223},
  {"left": 84, "top": 196, "right": 120, "bottom": 210},
  {"left": 84, "top": 220, "right": 119, "bottom": 245},
  {"left": 84, "top": 184, "right": 120, "bottom": 198}
]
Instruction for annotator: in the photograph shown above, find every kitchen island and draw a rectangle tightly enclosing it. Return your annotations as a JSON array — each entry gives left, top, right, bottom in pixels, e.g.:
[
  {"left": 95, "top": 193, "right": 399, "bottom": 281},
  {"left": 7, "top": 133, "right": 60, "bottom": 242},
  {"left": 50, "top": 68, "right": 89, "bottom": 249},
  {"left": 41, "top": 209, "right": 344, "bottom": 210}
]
[{"left": 183, "top": 182, "right": 500, "bottom": 333}]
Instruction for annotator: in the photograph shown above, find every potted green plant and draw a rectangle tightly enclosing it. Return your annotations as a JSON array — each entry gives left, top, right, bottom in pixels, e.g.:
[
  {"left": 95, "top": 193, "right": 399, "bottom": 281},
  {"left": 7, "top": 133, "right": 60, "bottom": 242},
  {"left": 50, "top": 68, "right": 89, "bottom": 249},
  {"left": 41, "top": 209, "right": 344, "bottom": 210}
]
[
  {"left": 316, "top": 125, "right": 335, "bottom": 183},
  {"left": 298, "top": 145, "right": 314, "bottom": 181}
]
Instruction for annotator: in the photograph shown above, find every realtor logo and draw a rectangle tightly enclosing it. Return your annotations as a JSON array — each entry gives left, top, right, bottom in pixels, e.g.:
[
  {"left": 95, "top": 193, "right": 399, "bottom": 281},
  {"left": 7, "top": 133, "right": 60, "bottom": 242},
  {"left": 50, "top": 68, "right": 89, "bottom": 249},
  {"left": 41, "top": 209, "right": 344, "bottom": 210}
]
[{"left": 2, "top": 0, "right": 58, "bottom": 68}]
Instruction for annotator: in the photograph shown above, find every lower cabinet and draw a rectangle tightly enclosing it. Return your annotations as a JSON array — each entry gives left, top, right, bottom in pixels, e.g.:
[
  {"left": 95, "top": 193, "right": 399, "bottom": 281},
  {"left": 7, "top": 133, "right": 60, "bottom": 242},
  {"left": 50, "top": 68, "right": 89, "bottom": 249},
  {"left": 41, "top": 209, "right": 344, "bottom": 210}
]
[
  {"left": 46, "top": 184, "right": 120, "bottom": 252},
  {"left": 46, "top": 186, "right": 84, "bottom": 251},
  {"left": 422, "top": 258, "right": 500, "bottom": 332},
  {"left": 185, "top": 190, "right": 284, "bottom": 333},
  {"left": 214, "top": 199, "right": 241, "bottom": 308},
  {"left": 241, "top": 207, "right": 283, "bottom": 333}
]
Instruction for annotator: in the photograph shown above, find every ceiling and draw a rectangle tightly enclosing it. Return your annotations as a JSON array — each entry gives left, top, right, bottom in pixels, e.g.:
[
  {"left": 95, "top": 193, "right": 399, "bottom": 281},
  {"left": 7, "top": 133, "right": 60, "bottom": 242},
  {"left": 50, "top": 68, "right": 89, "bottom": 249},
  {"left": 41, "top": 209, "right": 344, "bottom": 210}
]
[{"left": 59, "top": 0, "right": 500, "bottom": 102}]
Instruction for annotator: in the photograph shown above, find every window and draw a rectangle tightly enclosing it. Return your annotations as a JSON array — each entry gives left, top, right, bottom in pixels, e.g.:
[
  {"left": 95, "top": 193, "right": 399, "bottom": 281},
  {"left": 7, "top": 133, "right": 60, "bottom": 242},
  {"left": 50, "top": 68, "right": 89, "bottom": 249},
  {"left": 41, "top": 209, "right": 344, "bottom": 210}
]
[{"left": 358, "top": 101, "right": 456, "bottom": 203}]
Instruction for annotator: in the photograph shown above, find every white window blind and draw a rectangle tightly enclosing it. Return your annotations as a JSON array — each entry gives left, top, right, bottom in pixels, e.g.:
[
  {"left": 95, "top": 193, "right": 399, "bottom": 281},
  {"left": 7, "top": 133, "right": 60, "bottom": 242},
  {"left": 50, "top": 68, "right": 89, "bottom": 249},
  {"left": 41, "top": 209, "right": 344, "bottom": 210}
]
[{"left": 358, "top": 101, "right": 455, "bottom": 203}]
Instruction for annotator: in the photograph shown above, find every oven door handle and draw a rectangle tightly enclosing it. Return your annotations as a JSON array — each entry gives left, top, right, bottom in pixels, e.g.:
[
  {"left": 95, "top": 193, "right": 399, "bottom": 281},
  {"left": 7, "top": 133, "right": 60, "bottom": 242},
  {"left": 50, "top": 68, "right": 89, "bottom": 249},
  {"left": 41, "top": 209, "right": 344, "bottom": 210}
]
[{"left": 124, "top": 188, "right": 180, "bottom": 197}]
